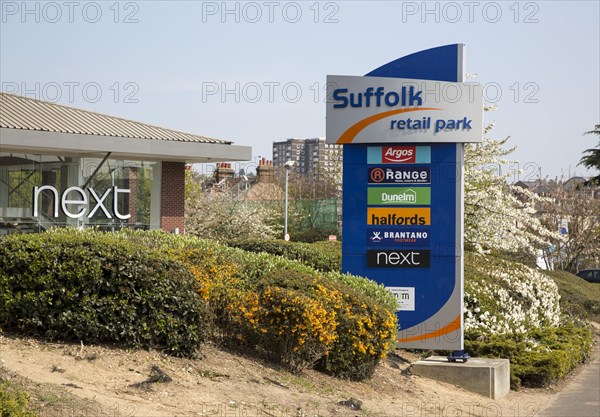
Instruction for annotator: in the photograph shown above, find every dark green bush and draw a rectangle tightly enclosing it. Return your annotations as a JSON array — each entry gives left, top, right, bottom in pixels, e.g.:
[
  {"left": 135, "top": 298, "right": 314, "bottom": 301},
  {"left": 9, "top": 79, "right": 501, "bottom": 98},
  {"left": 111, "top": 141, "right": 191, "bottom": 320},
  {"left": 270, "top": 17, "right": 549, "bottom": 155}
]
[
  {"left": 465, "top": 322, "right": 594, "bottom": 389},
  {"left": 0, "top": 230, "right": 207, "bottom": 357},
  {"left": 289, "top": 227, "right": 340, "bottom": 243}
]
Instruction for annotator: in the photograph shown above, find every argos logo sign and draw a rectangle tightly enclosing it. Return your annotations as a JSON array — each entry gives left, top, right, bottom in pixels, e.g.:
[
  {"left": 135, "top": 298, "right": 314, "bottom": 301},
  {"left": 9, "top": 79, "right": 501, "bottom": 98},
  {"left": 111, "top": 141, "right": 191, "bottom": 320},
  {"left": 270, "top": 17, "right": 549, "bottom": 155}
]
[
  {"left": 367, "top": 146, "right": 431, "bottom": 164},
  {"left": 383, "top": 146, "right": 415, "bottom": 163}
]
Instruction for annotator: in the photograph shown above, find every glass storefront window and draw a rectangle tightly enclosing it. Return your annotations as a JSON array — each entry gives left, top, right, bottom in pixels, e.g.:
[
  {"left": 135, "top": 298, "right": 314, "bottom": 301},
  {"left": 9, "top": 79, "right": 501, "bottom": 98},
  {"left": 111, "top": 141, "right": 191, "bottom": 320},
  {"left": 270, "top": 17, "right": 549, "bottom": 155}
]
[{"left": 0, "top": 153, "right": 161, "bottom": 235}]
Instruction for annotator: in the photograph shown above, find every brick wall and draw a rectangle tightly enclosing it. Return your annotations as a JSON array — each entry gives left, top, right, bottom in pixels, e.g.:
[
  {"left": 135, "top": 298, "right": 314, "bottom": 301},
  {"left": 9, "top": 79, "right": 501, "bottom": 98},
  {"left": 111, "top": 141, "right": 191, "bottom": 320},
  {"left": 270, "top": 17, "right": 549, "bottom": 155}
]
[
  {"left": 160, "top": 161, "right": 185, "bottom": 233},
  {"left": 127, "top": 167, "right": 138, "bottom": 226},
  {"left": 257, "top": 158, "right": 274, "bottom": 183}
]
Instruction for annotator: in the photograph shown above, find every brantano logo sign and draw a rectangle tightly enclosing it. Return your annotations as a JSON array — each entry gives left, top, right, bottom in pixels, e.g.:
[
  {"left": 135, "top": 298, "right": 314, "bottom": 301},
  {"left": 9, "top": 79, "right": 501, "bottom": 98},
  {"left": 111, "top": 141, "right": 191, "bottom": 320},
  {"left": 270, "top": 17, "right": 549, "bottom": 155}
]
[
  {"left": 368, "top": 187, "right": 431, "bottom": 206},
  {"left": 33, "top": 185, "right": 131, "bottom": 219},
  {"left": 368, "top": 227, "right": 430, "bottom": 246}
]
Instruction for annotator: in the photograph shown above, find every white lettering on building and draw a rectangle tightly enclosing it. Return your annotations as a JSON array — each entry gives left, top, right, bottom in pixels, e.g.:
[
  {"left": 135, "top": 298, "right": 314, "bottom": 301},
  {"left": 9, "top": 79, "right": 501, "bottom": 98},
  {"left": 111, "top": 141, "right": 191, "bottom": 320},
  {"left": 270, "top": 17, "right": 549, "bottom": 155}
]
[{"left": 33, "top": 185, "right": 131, "bottom": 220}]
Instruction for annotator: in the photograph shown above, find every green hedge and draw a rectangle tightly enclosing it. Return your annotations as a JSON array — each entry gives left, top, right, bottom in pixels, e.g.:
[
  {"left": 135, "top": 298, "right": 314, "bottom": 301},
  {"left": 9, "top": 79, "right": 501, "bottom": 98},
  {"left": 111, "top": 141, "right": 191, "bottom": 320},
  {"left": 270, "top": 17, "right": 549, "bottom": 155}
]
[
  {"left": 1, "top": 230, "right": 396, "bottom": 380},
  {"left": 465, "top": 322, "right": 594, "bottom": 389},
  {"left": 129, "top": 232, "right": 396, "bottom": 315},
  {"left": 543, "top": 269, "right": 600, "bottom": 322},
  {"left": 0, "top": 231, "right": 207, "bottom": 357},
  {"left": 224, "top": 239, "right": 342, "bottom": 272},
  {"left": 122, "top": 230, "right": 398, "bottom": 379}
]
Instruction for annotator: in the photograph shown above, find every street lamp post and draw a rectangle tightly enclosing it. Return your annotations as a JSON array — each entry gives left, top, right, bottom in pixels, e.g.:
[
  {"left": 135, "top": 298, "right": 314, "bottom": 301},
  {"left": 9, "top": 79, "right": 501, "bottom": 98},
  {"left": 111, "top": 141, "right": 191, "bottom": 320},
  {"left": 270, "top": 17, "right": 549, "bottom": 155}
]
[{"left": 284, "top": 160, "right": 295, "bottom": 240}]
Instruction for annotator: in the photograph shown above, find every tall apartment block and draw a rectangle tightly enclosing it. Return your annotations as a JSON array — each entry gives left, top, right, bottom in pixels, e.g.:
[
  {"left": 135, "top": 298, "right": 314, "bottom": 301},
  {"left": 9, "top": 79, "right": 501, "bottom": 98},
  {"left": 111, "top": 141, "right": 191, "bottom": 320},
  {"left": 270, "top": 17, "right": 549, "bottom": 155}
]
[{"left": 272, "top": 138, "right": 341, "bottom": 176}]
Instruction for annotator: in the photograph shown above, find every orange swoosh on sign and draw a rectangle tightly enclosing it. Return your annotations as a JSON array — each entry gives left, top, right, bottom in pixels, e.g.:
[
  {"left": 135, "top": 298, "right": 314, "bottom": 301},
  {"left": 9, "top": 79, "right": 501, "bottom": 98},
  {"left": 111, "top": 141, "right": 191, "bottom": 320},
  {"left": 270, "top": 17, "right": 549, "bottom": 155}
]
[
  {"left": 336, "top": 107, "right": 441, "bottom": 144},
  {"left": 396, "top": 315, "right": 461, "bottom": 343}
]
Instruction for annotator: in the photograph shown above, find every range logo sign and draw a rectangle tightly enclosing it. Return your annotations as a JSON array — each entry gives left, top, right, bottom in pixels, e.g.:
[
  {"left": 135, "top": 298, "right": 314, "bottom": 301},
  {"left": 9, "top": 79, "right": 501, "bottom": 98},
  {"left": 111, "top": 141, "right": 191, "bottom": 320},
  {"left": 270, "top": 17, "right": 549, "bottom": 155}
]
[
  {"left": 368, "top": 227, "right": 430, "bottom": 247},
  {"left": 368, "top": 187, "right": 431, "bottom": 206},
  {"left": 383, "top": 146, "right": 415, "bottom": 163},
  {"left": 368, "top": 166, "right": 430, "bottom": 184},
  {"left": 367, "top": 146, "right": 431, "bottom": 164},
  {"left": 367, "top": 250, "right": 431, "bottom": 268}
]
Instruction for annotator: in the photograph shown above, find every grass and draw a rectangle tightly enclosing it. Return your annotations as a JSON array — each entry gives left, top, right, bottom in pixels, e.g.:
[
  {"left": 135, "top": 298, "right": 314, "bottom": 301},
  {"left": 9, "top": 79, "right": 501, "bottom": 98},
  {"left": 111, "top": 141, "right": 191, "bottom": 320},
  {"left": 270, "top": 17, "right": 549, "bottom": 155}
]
[
  {"left": 542, "top": 270, "right": 600, "bottom": 322},
  {"left": 0, "top": 366, "right": 101, "bottom": 417}
]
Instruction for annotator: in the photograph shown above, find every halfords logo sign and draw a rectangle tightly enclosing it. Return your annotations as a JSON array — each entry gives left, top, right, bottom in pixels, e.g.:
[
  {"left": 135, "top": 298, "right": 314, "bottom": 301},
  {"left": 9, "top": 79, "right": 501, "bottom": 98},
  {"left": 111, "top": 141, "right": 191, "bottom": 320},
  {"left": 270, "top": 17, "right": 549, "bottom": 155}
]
[
  {"left": 367, "top": 187, "right": 431, "bottom": 206},
  {"left": 33, "top": 186, "right": 130, "bottom": 219},
  {"left": 367, "top": 208, "right": 430, "bottom": 226},
  {"left": 368, "top": 166, "right": 430, "bottom": 184},
  {"left": 326, "top": 74, "right": 483, "bottom": 144}
]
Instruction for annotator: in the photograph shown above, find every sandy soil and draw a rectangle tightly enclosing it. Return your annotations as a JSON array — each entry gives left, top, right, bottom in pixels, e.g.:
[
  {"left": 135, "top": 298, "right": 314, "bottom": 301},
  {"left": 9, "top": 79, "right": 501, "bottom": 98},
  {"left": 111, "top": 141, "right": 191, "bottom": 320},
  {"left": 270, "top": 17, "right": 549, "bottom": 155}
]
[{"left": 2, "top": 331, "right": 585, "bottom": 417}]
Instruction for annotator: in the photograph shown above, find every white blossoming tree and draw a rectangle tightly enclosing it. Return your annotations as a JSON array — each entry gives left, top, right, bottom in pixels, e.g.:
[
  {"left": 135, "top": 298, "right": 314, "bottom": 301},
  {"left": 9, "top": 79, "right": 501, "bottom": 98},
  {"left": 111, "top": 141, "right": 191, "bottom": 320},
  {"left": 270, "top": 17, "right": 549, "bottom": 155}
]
[
  {"left": 184, "top": 170, "right": 279, "bottom": 240},
  {"left": 464, "top": 121, "right": 561, "bottom": 255}
]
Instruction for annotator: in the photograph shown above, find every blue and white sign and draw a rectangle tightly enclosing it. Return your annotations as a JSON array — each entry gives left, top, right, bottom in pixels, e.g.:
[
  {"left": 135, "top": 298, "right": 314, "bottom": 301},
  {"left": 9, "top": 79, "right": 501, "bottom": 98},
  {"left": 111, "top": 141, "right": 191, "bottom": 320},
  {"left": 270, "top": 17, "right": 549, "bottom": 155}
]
[
  {"left": 326, "top": 75, "right": 483, "bottom": 145},
  {"left": 334, "top": 44, "right": 483, "bottom": 351}
]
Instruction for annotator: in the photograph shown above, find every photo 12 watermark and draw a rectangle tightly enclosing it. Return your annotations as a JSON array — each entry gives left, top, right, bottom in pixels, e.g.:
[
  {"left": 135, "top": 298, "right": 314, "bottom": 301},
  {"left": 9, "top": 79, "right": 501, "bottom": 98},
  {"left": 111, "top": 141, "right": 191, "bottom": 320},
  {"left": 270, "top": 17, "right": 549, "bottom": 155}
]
[
  {"left": 2, "top": 81, "right": 140, "bottom": 104},
  {"left": 26, "top": 400, "right": 543, "bottom": 417},
  {"left": 1, "top": 1, "right": 140, "bottom": 24},
  {"left": 199, "top": 80, "right": 539, "bottom": 105},
  {"left": 400, "top": 1, "right": 540, "bottom": 24},
  {"left": 201, "top": 1, "right": 340, "bottom": 24}
]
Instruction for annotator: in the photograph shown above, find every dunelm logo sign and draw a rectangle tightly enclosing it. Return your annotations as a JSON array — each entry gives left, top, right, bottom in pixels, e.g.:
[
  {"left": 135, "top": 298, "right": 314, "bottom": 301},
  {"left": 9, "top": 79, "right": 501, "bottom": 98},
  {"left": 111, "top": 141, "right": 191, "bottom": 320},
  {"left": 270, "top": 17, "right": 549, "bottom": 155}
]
[{"left": 368, "top": 187, "right": 430, "bottom": 206}]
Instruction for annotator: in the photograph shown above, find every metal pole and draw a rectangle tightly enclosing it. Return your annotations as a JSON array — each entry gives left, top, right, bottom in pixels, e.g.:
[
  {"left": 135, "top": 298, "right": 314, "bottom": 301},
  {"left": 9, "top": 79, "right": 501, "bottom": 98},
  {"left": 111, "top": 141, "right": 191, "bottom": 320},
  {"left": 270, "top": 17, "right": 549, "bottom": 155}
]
[{"left": 284, "top": 167, "right": 289, "bottom": 238}]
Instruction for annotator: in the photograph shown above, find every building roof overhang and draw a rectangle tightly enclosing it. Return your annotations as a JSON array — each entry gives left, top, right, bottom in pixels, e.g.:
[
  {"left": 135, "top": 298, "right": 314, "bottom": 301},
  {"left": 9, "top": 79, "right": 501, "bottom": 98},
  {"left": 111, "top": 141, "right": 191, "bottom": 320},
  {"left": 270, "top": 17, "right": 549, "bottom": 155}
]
[
  {"left": 0, "top": 93, "right": 252, "bottom": 163},
  {"left": 0, "top": 128, "right": 251, "bottom": 163}
]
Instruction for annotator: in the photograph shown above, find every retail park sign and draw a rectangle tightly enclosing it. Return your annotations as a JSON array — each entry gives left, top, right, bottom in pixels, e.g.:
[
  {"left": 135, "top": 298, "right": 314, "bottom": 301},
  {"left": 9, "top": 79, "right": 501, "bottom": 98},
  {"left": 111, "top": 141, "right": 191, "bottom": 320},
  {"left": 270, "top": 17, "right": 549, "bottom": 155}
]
[
  {"left": 32, "top": 185, "right": 131, "bottom": 219},
  {"left": 326, "top": 75, "right": 482, "bottom": 145},
  {"left": 328, "top": 44, "right": 483, "bottom": 352}
]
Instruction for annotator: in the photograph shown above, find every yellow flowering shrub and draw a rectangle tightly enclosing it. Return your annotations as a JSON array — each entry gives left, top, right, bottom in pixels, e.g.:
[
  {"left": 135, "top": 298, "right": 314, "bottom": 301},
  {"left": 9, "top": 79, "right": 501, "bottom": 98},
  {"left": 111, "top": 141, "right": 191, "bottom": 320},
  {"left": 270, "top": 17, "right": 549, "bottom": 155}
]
[
  {"left": 319, "top": 289, "right": 397, "bottom": 380},
  {"left": 151, "top": 236, "right": 397, "bottom": 380},
  {"left": 253, "top": 286, "right": 338, "bottom": 373}
]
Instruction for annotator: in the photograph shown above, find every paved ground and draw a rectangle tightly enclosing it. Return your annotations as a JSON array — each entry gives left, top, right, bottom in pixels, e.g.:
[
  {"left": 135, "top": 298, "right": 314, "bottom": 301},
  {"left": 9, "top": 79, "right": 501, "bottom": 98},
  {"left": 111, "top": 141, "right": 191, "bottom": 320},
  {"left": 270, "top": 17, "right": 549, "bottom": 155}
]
[{"left": 540, "top": 341, "right": 600, "bottom": 417}]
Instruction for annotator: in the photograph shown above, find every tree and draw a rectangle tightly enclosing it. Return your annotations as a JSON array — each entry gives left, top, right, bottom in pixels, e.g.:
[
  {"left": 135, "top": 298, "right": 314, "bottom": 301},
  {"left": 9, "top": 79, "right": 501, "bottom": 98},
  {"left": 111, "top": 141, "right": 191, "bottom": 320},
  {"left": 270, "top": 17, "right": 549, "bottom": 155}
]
[
  {"left": 464, "top": 122, "right": 560, "bottom": 255},
  {"left": 184, "top": 169, "right": 279, "bottom": 240},
  {"left": 579, "top": 124, "right": 600, "bottom": 185},
  {"left": 537, "top": 179, "right": 600, "bottom": 271}
]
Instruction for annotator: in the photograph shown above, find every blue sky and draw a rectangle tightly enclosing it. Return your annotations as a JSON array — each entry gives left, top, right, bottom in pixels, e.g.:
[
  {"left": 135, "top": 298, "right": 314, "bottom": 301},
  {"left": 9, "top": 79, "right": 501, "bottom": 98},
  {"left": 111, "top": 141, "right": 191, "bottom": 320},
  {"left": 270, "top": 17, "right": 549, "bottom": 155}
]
[{"left": 1, "top": 0, "right": 598, "bottom": 179}]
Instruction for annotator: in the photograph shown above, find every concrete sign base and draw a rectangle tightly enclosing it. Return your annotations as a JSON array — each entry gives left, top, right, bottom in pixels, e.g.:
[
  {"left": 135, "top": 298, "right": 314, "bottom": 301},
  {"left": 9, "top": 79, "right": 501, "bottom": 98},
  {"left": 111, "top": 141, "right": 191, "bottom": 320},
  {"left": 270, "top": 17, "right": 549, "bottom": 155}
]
[{"left": 411, "top": 356, "right": 510, "bottom": 399}]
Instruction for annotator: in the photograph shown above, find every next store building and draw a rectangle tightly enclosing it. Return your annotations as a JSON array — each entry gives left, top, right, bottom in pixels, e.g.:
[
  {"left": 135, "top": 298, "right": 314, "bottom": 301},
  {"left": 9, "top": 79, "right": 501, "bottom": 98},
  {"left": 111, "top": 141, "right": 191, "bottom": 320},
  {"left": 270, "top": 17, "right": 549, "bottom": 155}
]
[{"left": 0, "top": 93, "right": 251, "bottom": 234}]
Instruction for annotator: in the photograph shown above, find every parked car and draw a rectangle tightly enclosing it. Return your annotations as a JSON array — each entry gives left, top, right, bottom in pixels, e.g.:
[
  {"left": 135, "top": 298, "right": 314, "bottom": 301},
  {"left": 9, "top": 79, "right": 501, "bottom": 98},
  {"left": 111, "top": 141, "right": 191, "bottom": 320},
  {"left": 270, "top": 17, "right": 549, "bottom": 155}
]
[{"left": 576, "top": 269, "right": 600, "bottom": 283}]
